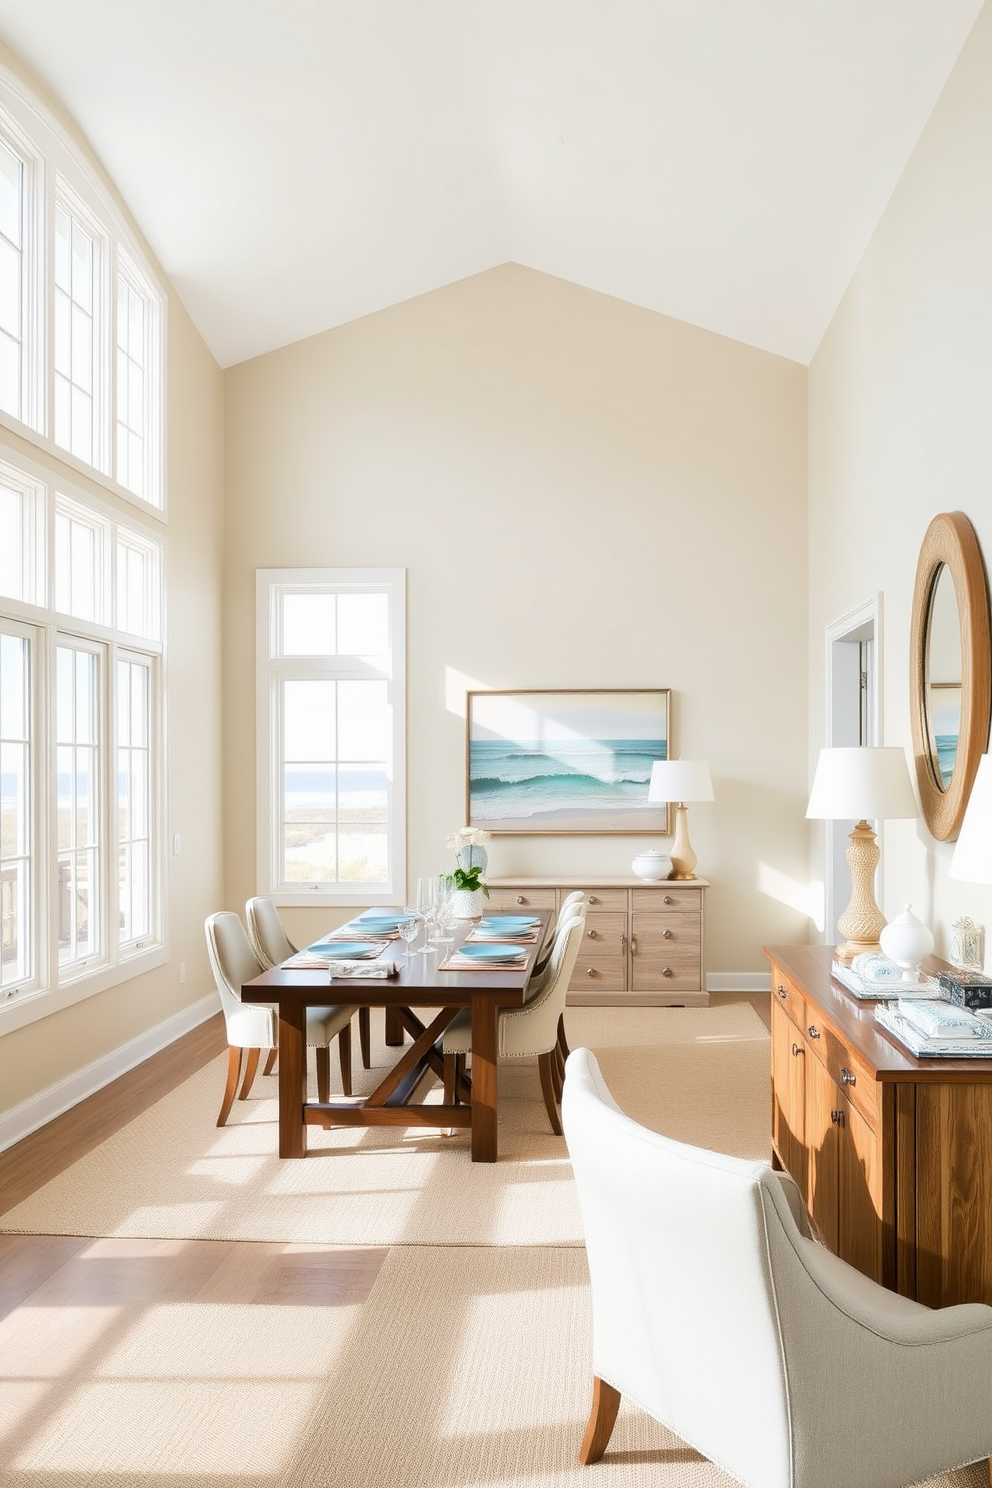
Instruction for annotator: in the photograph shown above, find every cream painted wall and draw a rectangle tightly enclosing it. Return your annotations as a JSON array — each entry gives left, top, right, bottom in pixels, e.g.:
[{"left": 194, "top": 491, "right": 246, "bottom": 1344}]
[
  {"left": 224, "top": 265, "right": 809, "bottom": 975},
  {"left": 0, "top": 48, "right": 226, "bottom": 1119},
  {"left": 809, "top": 4, "right": 992, "bottom": 961}
]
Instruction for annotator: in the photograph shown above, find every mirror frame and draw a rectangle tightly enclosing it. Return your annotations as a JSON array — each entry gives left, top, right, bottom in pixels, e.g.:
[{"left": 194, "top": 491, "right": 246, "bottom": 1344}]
[{"left": 909, "top": 511, "right": 991, "bottom": 841}]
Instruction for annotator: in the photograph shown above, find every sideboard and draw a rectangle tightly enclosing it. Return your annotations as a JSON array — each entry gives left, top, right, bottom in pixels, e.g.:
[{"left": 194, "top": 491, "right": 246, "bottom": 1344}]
[
  {"left": 488, "top": 877, "right": 708, "bottom": 1006},
  {"left": 766, "top": 942, "right": 992, "bottom": 1308}
]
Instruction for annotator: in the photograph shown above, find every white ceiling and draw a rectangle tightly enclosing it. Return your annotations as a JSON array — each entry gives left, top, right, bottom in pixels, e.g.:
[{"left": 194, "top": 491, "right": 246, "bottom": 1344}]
[{"left": 0, "top": 0, "right": 982, "bottom": 369}]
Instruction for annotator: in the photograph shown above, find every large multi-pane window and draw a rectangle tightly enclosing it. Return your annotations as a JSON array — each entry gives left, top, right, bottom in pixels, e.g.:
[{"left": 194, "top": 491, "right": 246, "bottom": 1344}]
[
  {"left": 257, "top": 570, "right": 406, "bottom": 906},
  {"left": 0, "top": 70, "right": 164, "bottom": 509},
  {"left": 0, "top": 452, "right": 163, "bottom": 1016}
]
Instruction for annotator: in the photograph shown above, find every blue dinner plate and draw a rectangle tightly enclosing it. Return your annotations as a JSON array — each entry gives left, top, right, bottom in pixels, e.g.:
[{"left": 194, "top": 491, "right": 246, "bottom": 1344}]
[
  {"left": 479, "top": 915, "right": 539, "bottom": 928},
  {"left": 306, "top": 941, "right": 382, "bottom": 958},
  {"left": 349, "top": 917, "right": 403, "bottom": 931},
  {"left": 458, "top": 942, "right": 527, "bottom": 962}
]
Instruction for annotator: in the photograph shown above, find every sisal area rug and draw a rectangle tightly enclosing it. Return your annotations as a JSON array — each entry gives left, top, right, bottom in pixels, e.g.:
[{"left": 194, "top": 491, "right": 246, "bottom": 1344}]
[
  {"left": 1, "top": 1242, "right": 986, "bottom": 1488},
  {"left": 1, "top": 1004, "right": 770, "bottom": 1247}
]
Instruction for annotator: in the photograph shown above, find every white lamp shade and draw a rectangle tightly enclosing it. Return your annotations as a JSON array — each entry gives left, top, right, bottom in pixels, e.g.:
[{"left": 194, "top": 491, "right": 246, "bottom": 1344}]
[
  {"left": 805, "top": 746, "right": 918, "bottom": 822},
  {"left": 648, "top": 759, "right": 714, "bottom": 804},
  {"left": 950, "top": 754, "right": 992, "bottom": 884}
]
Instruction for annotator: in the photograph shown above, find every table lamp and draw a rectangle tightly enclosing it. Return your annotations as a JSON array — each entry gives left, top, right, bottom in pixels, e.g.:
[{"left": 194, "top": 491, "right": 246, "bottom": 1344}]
[
  {"left": 647, "top": 760, "right": 714, "bottom": 880},
  {"left": 805, "top": 745, "right": 918, "bottom": 962},
  {"left": 949, "top": 753, "right": 992, "bottom": 887}
]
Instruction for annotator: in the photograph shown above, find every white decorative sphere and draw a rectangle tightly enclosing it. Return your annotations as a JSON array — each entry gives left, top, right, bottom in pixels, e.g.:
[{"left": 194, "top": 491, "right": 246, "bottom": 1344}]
[
  {"left": 631, "top": 849, "right": 672, "bottom": 882},
  {"left": 879, "top": 903, "right": 934, "bottom": 974}
]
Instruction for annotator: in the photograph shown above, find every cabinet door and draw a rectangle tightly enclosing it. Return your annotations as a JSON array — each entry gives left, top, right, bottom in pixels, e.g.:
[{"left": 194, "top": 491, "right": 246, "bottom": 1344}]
[
  {"left": 803, "top": 1049, "right": 841, "bottom": 1252},
  {"left": 630, "top": 910, "right": 701, "bottom": 993},
  {"left": 837, "top": 1097, "right": 884, "bottom": 1284},
  {"left": 770, "top": 1001, "right": 806, "bottom": 1190},
  {"left": 568, "top": 912, "right": 626, "bottom": 994}
]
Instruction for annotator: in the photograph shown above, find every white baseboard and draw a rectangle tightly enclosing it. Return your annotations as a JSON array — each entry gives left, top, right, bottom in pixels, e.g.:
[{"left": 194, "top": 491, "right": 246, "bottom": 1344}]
[
  {"left": 0, "top": 992, "right": 217, "bottom": 1154},
  {"left": 706, "top": 972, "right": 771, "bottom": 993}
]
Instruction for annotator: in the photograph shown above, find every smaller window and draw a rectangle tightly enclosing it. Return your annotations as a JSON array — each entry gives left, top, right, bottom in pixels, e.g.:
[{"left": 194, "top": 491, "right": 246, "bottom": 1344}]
[
  {"left": 0, "top": 133, "right": 24, "bottom": 423},
  {"left": 0, "top": 459, "right": 45, "bottom": 605},
  {"left": 54, "top": 190, "right": 104, "bottom": 470},
  {"left": 116, "top": 525, "right": 161, "bottom": 640},
  {"left": 0, "top": 623, "right": 34, "bottom": 991},
  {"left": 54, "top": 492, "right": 110, "bottom": 625},
  {"left": 56, "top": 638, "right": 102, "bottom": 973},
  {"left": 116, "top": 653, "right": 152, "bottom": 950}
]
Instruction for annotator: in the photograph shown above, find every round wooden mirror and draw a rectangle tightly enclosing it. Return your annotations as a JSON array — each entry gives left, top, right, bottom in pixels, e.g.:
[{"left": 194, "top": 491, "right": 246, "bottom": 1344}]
[{"left": 909, "top": 511, "right": 991, "bottom": 840}]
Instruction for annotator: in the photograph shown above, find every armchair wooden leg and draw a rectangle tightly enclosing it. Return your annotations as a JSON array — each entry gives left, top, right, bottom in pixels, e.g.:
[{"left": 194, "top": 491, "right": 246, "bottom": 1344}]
[
  {"left": 579, "top": 1377, "right": 621, "bottom": 1465},
  {"left": 217, "top": 1046, "right": 243, "bottom": 1127},
  {"left": 538, "top": 1051, "right": 563, "bottom": 1135},
  {"left": 557, "top": 1013, "right": 571, "bottom": 1062},
  {"left": 263, "top": 1048, "right": 277, "bottom": 1076},
  {"left": 316, "top": 1045, "right": 331, "bottom": 1103},
  {"left": 337, "top": 1023, "right": 353, "bottom": 1097},
  {"left": 550, "top": 1047, "right": 563, "bottom": 1102},
  {"left": 359, "top": 1007, "right": 371, "bottom": 1068},
  {"left": 238, "top": 1046, "right": 261, "bottom": 1101}
]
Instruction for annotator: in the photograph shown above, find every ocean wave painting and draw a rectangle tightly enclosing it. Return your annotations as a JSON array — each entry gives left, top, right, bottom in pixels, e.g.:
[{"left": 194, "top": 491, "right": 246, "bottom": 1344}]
[{"left": 467, "top": 689, "right": 670, "bottom": 833}]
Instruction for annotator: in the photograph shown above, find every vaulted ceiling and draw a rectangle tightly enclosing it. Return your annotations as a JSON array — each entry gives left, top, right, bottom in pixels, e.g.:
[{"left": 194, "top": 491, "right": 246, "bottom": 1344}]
[{"left": 0, "top": 0, "right": 981, "bottom": 368}]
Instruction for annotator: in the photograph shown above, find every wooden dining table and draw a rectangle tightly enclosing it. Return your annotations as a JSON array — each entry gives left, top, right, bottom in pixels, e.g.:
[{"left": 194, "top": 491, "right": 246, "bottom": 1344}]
[{"left": 240, "top": 911, "right": 551, "bottom": 1163}]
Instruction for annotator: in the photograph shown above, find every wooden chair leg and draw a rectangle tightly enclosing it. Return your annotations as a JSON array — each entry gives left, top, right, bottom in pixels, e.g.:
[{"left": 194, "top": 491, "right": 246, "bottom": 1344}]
[
  {"left": 550, "top": 1045, "right": 563, "bottom": 1103},
  {"left": 557, "top": 1013, "right": 571, "bottom": 1062},
  {"left": 359, "top": 1006, "right": 371, "bottom": 1068},
  {"left": 263, "top": 1048, "right": 277, "bottom": 1076},
  {"left": 579, "top": 1377, "right": 621, "bottom": 1465},
  {"left": 316, "top": 1045, "right": 331, "bottom": 1103},
  {"left": 238, "top": 1046, "right": 261, "bottom": 1101},
  {"left": 538, "top": 1051, "right": 563, "bottom": 1136},
  {"left": 337, "top": 1022, "right": 353, "bottom": 1097},
  {"left": 217, "top": 1046, "right": 243, "bottom": 1127}
]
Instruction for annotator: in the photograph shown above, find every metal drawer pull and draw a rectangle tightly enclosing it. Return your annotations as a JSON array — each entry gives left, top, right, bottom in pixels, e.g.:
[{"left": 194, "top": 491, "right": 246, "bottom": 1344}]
[
  {"left": 840, "top": 1066, "right": 856, "bottom": 1086},
  {"left": 588, "top": 895, "right": 599, "bottom": 905},
  {"left": 631, "top": 937, "right": 638, "bottom": 955},
  {"left": 662, "top": 967, "right": 673, "bottom": 978},
  {"left": 792, "top": 1043, "right": 804, "bottom": 1057},
  {"left": 621, "top": 934, "right": 627, "bottom": 955},
  {"left": 587, "top": 928, "right": 598, "bottom": 939},
  {"left": 663, "top": 928, "right": 673, "bottom": 939},
  {"left": 586, "top": 968, "right": 597, "bottom": 977},
  {"left": 777, "top": 984, "right": 788, "bottom": 1000},
  {"left": 831, "top": 1109, "right": 845, "bottom": 1126},
  {"left": 516, "top": 896, "right": 525, "bottom": 904},
  {"left": 807, "top": 1025, "right": 820, "bottom": 1039},
  {"left": 663, "top": 895, "right": 674, "bottom": 905}
]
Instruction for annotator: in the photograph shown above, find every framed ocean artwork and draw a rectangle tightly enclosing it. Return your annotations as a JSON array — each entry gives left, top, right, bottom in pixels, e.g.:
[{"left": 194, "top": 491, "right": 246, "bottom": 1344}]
[{"left": 466, "top": 688, "right": 671, "bottom": 835}]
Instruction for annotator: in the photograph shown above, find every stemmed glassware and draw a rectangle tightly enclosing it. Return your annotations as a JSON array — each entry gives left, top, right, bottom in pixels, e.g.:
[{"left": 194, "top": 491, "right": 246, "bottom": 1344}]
[
  {"left": 397, "top": 909, "right": 421, "bottom": 961},
  {"left": 434, "top": 874, "right": 455, "bottom": 945},
  {"left": 416, "top": 876, "right": 439, "bottom": 955}
]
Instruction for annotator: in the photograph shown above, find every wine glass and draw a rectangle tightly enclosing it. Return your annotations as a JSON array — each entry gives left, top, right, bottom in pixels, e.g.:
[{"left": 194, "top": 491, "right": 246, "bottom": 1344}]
[
  {"left": 434, "top": 874, "right": 455, "bottom": 945},
  {"left": 397, "top": 909, "right": 421, "bottom": 960},
  {"left": 416, "top": 876, "right": 438, "bottom": 955}
]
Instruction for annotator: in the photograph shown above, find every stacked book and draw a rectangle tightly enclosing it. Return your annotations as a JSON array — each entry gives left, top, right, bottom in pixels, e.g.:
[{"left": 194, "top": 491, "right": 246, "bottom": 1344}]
[
  {"left": 874, "top": 998, "right": 992, "bottom": 1058},
  {"left": 831, "top": 952, "right": 940, "bottom": 1001}
]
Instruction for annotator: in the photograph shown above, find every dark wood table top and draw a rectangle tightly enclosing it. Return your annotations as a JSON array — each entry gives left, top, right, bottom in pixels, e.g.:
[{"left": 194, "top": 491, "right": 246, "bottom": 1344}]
[
  {"left": 243, "top": 911, "right": 551, "bottom": 1005},
  {"left": 764, "top": 942, "right": 992, "bottom": 1082}
]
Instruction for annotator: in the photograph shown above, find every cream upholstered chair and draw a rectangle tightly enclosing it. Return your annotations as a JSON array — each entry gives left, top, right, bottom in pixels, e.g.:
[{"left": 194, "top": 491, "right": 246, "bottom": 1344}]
[
  {"left": 442, "top": 912, "right": 585, "bottom": 1134},
  {"left": 562, "top": 1047, "right": 992, "bottom": 1488},
  {"left": 245, "top": 896, "right": 371, "bottom": 1070},
  {"left": 205, "top": 911, "right": 357, "bottom": 1127}
]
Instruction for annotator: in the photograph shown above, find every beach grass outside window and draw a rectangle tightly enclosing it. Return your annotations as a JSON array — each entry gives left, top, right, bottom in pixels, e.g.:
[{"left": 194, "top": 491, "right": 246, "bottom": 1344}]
[
  {"left": 0, "top": 66, "right": 165, "bottom": 512},
  {"left": 257, "top": 568, "right": 406, "bottom": 907},
  {"left": 0, "top": 447, "right": 164, "bottom": 1023}
]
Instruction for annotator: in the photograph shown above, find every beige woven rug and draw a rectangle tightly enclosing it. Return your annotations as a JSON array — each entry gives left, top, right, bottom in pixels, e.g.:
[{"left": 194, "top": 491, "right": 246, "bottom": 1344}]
[
  {"left": 1, "top": 1243, "right": 985, "bottom": 1488},
  {"left": 1, "top": 1004, "right": 770, "bottom": 1246}
]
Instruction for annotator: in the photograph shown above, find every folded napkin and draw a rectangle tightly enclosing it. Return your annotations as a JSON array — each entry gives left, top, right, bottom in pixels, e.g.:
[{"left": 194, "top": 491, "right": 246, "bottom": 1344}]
[
  {"left": 895, "top": 999, "right": 992, "bottom": 1040},
  {"left": 330, "top": 960, "right": 400, "bottom": 979},
  {"left": 465, "top": 929, "right": 540, "bottom": 945},
  {"left": 325, "top": 927, "right": 396, "bottom": 942}
]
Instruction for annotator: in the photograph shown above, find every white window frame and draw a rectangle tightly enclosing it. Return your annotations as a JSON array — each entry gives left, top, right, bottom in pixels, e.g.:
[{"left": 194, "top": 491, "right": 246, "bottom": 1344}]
[
  {"left": 0, "top": 446, "right": 166, "bottom": 1035},
  {"left": 256, "top": 567, "right": 406, "bottom": 908},
  {"left": 0, "top": 61, "right": 166, "bottom": 518}
]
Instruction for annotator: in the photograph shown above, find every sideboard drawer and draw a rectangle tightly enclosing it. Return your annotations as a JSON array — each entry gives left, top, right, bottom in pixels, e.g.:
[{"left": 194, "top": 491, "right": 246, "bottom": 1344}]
[
  {"left": 570, "top": 955, "right": 626, "bottom": 992},
  {"left": 581, "top": 888, "right": 627, "bottom": 912},
  {"left": 770, "top": 968, "right": 805, "bottom": 1032},
  {"left": 632, "top": 887, "right": 702, "bottom": 916},
  {"left": 823, "top": 1031, "right": 880, "bottom": 1132},
  {"left": 486, "top": 888, "right": 558, "bottom": 912}
]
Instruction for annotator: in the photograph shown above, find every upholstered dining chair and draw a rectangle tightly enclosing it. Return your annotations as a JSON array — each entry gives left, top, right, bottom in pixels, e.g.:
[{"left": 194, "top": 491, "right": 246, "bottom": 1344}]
[
  {"left": 205, "top": 911, "right": 357, "bottom": 1127},
  {"left": 245, "top": 895, "right": 371, "bottom": 1070},
  {"left": 442, "top": 912, "right": 585, "bottom": 1134},
  {"left": 562, "top": 1046, "right": 992, "bottom": 1488}
]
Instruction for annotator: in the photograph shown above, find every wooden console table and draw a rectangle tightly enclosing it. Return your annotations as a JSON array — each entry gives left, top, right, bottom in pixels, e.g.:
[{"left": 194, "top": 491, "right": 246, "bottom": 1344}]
[
  {"left": 766, "top": 943, "right": 992, "bottom": 1307},
  {"left": 489, "top": 877, "right": 708, "bottom": 1006}
]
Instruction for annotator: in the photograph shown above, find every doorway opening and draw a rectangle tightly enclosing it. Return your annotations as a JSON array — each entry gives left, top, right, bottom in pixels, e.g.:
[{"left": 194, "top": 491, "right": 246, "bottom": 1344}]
[{"left": 823, "top": 596, "right": 880, "bottom": 944}]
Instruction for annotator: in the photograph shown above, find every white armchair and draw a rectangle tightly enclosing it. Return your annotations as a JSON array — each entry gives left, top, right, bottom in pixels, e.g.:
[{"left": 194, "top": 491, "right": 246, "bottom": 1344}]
[
  {"left": 205, "top": 911, "right": 357, "bottom": 1126},
  {"left": 562, "top": 1046, "right": 992, "bottom": 1488}
]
